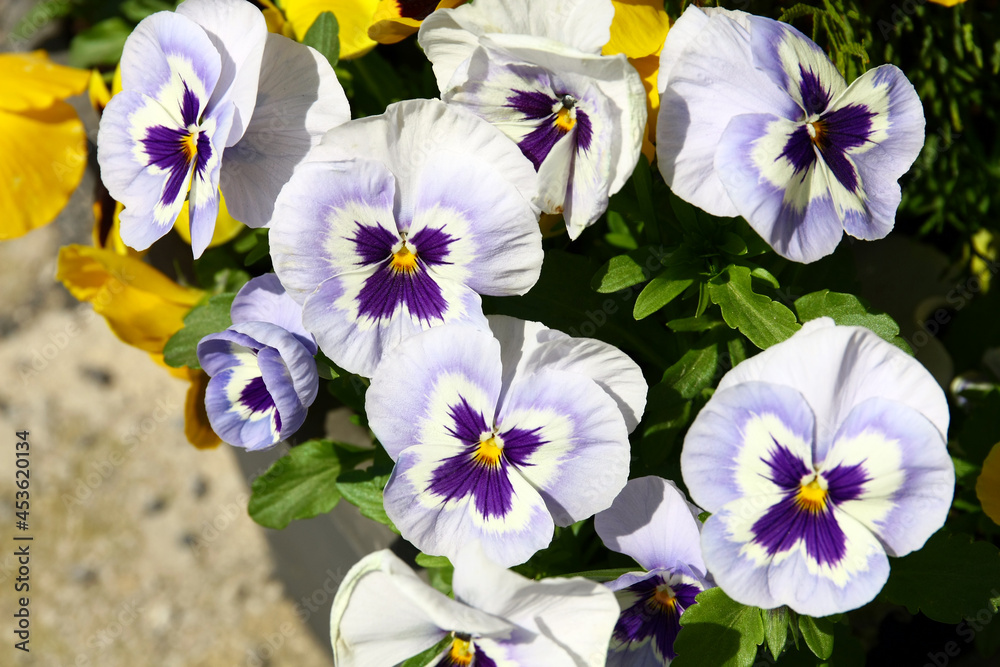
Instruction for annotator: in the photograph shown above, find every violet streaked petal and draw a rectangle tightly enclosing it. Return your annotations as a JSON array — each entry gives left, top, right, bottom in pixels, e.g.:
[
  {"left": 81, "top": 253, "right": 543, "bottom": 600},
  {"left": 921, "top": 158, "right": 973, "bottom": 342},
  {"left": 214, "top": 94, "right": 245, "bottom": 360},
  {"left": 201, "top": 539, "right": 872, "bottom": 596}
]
[
  {"left": 187, "top": 101, "right": 234, "bottom": 258},
  {"left": 823, "top": 397, "right": 954, "bottom": 557},
  {"left": 682, "top": 380, "right": 816, "bottom": 513},
  {"left": 496, "top": 368, "right": 630, "bottom": 526}
]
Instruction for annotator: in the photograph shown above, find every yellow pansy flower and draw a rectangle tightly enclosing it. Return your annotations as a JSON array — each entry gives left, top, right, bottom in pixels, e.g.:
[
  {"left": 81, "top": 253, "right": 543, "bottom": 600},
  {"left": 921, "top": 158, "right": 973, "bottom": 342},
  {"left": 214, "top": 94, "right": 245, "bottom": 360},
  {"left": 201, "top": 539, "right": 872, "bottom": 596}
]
[
  {"left": 278, "top": 0, "right": 380, "bottom": 59},
  {"left": 603, "top": 0, "right": 670, "bottom": 162},
  {"left": 977, "top": 443, "right": 1000, "bottom": 526},
  {"left": 368, "top": 0, "right": 467, "bottom": 45},
  {"left": 927, "top": 0, "right": 966, "bottom": 5},
  {"left": 56, "top": 245, "right": 221, "bottom": 448},
  {"left": 0, "top": 52, "right": 89, "bottom": 241},
  {"left": 260, "top": 0, "right": 297, "bottom": 37}
]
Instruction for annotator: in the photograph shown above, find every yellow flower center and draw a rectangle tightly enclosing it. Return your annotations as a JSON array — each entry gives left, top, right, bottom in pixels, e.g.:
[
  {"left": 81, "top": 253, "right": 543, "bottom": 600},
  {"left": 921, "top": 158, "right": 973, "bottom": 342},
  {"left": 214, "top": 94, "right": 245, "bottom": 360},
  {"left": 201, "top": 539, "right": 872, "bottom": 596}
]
[
  {"left": 390, "top": 244, "right": 419, "bottom": 273},
  {"left": 473, "top": 435, "right": 503, "bottom": 468},
  {"left": 651, "top": 584, "right": 678, "bottom": 611},
  {"left": 449, "top": 636, "right": 474, "bottom": 665},
  {"left": 796, "top": 477, "right": 828, "bottom": 513},
  {"left": 554, "top": 106, "right": 576, "bottom": 132},
  {"left": 806, "top": 120, "right": 827, "bottom": 149},
  {"left": 180, "top": 130, "right": 199, "bottom": 163}
]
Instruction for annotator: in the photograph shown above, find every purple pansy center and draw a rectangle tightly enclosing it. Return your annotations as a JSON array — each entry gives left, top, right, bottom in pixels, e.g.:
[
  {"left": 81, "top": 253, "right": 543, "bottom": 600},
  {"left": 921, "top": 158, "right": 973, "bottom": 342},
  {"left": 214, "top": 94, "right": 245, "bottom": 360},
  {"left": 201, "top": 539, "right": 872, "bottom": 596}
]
[
  {"left": 349, "top": 221, "right": 456, "bottom": 324},
  {"left": 426, "top": 397, "right": 546, "bottom": 519},
  {"left": 140, "top": 81, "right": 213, "bottom": 207},
  {"left": 779, "top": 66, "right": 876, "bottom": 193},
  {"left": 238, "top": 374, "right": 282, "bottom": 433},
  {"left": 750, "top": 439, "right": 869, "bottom": 566},
  {"left": 507, "top": 89, "right": 593, "bottom": 170},
  {"left": 612, "top": 574, "right": 701, "bottom": 662}
]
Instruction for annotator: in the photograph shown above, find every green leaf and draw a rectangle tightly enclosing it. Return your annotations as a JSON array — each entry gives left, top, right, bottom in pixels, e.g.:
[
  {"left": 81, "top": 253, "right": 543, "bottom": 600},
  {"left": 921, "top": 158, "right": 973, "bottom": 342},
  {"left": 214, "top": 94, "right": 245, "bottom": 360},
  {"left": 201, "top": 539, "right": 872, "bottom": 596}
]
[
  {"left": 634, "top": 265, "right": 696, "bottom": 319},
  {"left": 762, "top": 607, "right": 790, "bottom": 661},
  {"left": 881, "top": 531, "right": 1000, "bottom": 623},
  {"left": 592, "top": 251, "right": 654, "bottom": 293},
  {"left": 798, "top": 615, "right": 835, "bottom": 660},
  {"left": 666, "top": 316, "right": 720, "bottom": 332},
  {"left": 709, "top": 265, "right": 800, "bottom": 349},
  {"left": 673, "top": 588, "right": 765, "bottom": 667},
  {"left": 631, "top": 156, "right": 658, "bottom": 242},
  {"left": 396, "top": 635, "right": 451, "bottom": 667},
  {"left": 120, "top": 0, "right": 175, "bottom": 22},
  {"left": 336, "top": 468, "right": 399, "bottom": 533},
  {"left": 794, "top": 290, "right": 906, "bottom": 347},
  {"left": 249, "top": 441, "right": 367, "bottom": 529},
  {"left": 415, "top": 553, "right": 452, "bottom": 569},
  {"left": 162, "top": 293, "right": 236, "bottom": 369},
  {"left": 302, "top": 11, "right": 340, "bottom": 68},
  {"left": 561, "top": 567, "right": 638, "bottom": 582},
  {"left": 69, "top": 17, "right": 132, "bottom": 68}
]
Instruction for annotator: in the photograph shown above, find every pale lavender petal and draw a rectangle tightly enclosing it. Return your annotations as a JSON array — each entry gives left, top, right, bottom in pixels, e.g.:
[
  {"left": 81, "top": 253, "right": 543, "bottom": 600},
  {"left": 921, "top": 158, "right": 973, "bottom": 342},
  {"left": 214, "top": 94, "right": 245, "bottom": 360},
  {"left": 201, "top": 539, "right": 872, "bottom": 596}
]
[
  {"left": 231, "top": 273, "right": 316, "bottom": 354},
  {"left": 595, "top": 477, "right": 705, "bottom": 575},
  {"left": 229, "top": 321, "right": 318, "bottom": 406},
  {"left": 220, "top": 32, "right": 350, "bottom": 227}
]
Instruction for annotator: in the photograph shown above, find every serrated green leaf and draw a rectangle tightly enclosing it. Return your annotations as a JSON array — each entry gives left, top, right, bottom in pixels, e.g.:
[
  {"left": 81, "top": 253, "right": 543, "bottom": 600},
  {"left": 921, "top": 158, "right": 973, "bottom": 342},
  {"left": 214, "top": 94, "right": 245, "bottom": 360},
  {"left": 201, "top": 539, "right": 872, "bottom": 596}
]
[
  {"left": 120, "top": 0, "right": 175, "bottom": 22},
  {"left": 881, "top": 531, "right": 1000, "bottom": 623},
  {"left": 798, "top": 615, "right": 835, "bottom": 660},
  {"left": 336, "top": 468, "right": 399, "bottom": 533},
  {"left": 249, "top": 441, "right": 367, "bottom": 529},
  {"left": 592, "top": 251, "right": 652, "bottom": 293},
  {"left": 763, "top": 606, "right": 790, "bottom": 660},
  {"left": 415, "top": 553, "right": 452, "bottom": 569},
  {"left": 794, "top": 290, "right": 903, "bottom": 344},
  {"left": 634, "top": 266, "right": 696, "bottom": 319},
  {"left": 302, "top": 11, "right": 340, "bottom": 68},
  {"left": 660, "top": 336, "right": 722, "bottom": 400},
  {"left": 162, "top": 293, "right": 236, "bottom": 368},
  {"left": 709, "top": 265, "right": 800, "bottom": 349},
  {"left": 673, "top": 588, "right": 765, "bottom": 667},
  {"left": 666, "top": 316, "right": 720, "bottom": 332},
  {"left": 719, "top": 232, "right": 748, "bottom": 256}
]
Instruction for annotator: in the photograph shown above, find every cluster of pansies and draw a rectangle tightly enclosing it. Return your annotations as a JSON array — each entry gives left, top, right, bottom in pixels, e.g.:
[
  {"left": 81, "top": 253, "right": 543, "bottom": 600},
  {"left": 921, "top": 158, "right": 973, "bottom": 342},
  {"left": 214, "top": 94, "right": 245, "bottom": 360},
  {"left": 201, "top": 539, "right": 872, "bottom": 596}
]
[{"left": 45, "top": 0, "right": 982, "bottom": 663}]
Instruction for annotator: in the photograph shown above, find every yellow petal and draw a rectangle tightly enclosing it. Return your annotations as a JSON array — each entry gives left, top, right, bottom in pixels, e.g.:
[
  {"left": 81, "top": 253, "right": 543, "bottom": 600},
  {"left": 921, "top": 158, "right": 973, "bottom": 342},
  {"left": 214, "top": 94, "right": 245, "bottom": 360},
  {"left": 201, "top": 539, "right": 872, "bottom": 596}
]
[
  {"left": 184, "top": 368, "right": 222, "bottom": 449},
  {"left": 88, "top": 69, "right": 111, "bottom": 113},
  {"left": 174, "top": 192, "right": 245, "bottom": 248},
  {"left": 280, "top": 0, "right": 380, "bottom": 59},
  {"left": 970, "top": 229, "right": 996, "bottom": 294},
  {"left": 604, "top": 0, "right": 670, "bottom": 60},
  {"left": 0, "top": 52, "right": 90, "bottom": 113},
  {"left": 977, "top": 443, "right": 1000, "bottom": 526},
  {"left": 56, "top": 245, "right": 205, "bottom": 354},
  {"left": 0, "top": 101, "right": 87, "bottom": 240},
  {"left": 260, "top": 0, "right": 297, "bottom": 37},
  {"left": 368, "top": 0, "right": 466, "bottom": 44},
  {"left": 927, "top": 0, "right": 966, "bottom": 5},
  {"left": 93, "top": 194, "right": 146, "bottom": 258}
]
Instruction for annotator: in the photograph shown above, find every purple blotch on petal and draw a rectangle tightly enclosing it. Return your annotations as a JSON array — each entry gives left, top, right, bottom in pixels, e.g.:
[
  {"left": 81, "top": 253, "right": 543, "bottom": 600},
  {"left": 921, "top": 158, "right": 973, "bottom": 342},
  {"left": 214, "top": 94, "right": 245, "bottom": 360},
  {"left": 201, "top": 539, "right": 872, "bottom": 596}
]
[
  {"left": 350, "top": 221, "right": 397, "bottom": 266},
  {"left": 180, "top": 81, "right": 201, "bottom": 127},
  {"left": 497, "top": 425, "right": 546, "bottom": 468},
  {"left": 815, "top": 103, "right": 875, "bottom": 192},
  {"left": 799, "top": 66, "right": 831, "bottom": 116},
  {"left": 612, "top": 574, "right": 701, "bottom": 662},
  {"left": 575, "top": 107, "right": 593, "bottom": 152}
]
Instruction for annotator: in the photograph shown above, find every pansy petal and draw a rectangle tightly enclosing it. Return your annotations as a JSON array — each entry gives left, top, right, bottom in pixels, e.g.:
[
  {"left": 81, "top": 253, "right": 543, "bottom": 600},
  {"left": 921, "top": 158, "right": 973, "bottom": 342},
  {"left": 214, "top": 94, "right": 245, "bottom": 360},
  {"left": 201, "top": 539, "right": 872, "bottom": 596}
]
[
  {"left": 682, "top": 381, "right": 816, "bottom": 513},
  {"left": 656, "top": 6, "right": 797, "bottom": 217},
  {"left": 367, "top": 323, "right": 503, "bottom": 460},
  {"left": 187, "top": 102, "right": 234, "bottom": 258},
  {"left": 716, "top": 112, "right": 846, "bottom": 263},
  {"left": 497, "top": 368, "right": 630, "bottom": 525},
  {"left": 745, "top": 13, "right": 846, "bottom": 113},
  {"left": 385, "top": 444, "right": 555, "bottom": 567},
  {"left": 716, "top": 319, "right": 950, "bottom": 452},
  {"left": 701, "top": 501, "right": 889, "bottom": 616},
  {"left": 197, "top": 328, "right": 262, "bottom": 375},
  {"left": 269, "top": 156, "right": 398, "bottom": 299},
  {"left": 220, "top": 32, "right": 350, "bottom": 228},
  {"left": 229, "top": 320, "right": 318, "bottom": 406},
  {"left": 831, "top": 65, "right": 925, "bottom": 242},
  {"left": 257, "top": 345, "right": 308, "bottom": 439},
  {"left": 331, "top": 549, "right": 514, "bottom": 667},
  {"left": 118, "top": 11, "right": 221, "bottom": 105},
  {"left": 418, "top": 0, "right": 615, "bottom": 91},
  {"left": 408, "top": 150, "right": 542, "bottom": 296},
  {"left": 489, "top": 315, "right": 646, "bottom": 433},
  {"left": 203, "top": 360, "right": 280, "bottom": 450},
  {"left": 176, "top": 0, "right": 267, "bottom": 145},
  {"left": 595, "top": 476, "right": 705, "bottom": 574},
  {"left": 824, "top": 397, "right": 953, "bottom": 557},
  {"left": 231, "top": 273, "right": 317, "bottom": 353},
  {"left": 309, "top": 99, "right": 538, "bottom": 224},
  {"left": 452, "top": 544, "right": 620, "bottom": 667}
]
